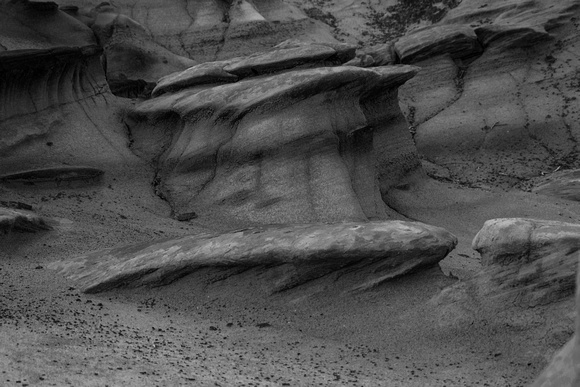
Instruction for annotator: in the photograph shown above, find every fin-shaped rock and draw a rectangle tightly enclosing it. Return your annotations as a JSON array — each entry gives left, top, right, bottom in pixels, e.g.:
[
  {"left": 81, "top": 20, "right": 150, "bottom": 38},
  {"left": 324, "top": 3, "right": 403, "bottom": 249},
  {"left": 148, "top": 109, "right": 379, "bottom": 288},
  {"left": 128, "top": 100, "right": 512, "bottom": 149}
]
[{"left": 50, "top": 221, "right": 457, "bottom": 293}]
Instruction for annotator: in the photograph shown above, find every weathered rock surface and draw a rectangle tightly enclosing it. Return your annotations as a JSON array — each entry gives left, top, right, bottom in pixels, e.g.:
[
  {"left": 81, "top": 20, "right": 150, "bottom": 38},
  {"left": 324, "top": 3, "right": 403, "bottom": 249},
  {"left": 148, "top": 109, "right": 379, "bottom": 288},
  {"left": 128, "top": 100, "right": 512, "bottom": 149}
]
[
  {"left": 531, "top": 257, "right": 580, "bottom": 387},
  {"left": 151, "top": 42, "right": 356, "bottom": 97},
  {"left": 399, "top": 0, "right": 580, "bottom": 191},
  {"left": 63, "top": 3, "right": 196, "bottom": 97},
  {"left": 129, "top": 64, "right": 420, "bottom": 224},
  {"left": 432, "top": 218, "right": 580, "bottom": 323},
  {"left": 395, "top": 25, "right": 483, "bottom": 63},
  {"left": 0, "top": 166, "right": 103, "bottom": 185},
  {"left": 0, "top": 0, "right": 149, "bottom": 181},
  {"left": 0, "top": 207, "right": 51, "bottom": 233},
  {"left": 471, "top": 218, "right": 580, "bottom": 306},
  {"left": 63, "top": 0, "right": 338, "bottom": 63},
  {"left": 50, "top": 221, "right": 457, "bottom": 293},
  {"left": 532, "top": 169, "right": 580, "bottom": 202}
]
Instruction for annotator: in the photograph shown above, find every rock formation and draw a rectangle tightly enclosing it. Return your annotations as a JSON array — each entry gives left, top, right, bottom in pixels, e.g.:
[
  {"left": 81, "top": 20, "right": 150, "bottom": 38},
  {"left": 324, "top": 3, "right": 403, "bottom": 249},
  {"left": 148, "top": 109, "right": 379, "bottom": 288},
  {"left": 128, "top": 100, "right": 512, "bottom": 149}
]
[
  {"left": 430, "top": 217, "right": 580, "bottom": 340},
  {"left": 397, "top": 0, "right": 580, "bottom": 190},
  {"left": 62, "top": 0, "right": 338, "bottom": 63},
  {"left": 532, "top": 169, "right": 580, "bottom": 201},
  {"left": 0, "top": 0, "right": 150, "bottom": 184},
  {"left": 0, "top": 207, "right": 51, "bottom": 233},
  {"left": 128, "top": 47, "right": 420, "bottom": 224},
  {"left": 51, "top": 220, "right": 457, "bottom": 293},
  {"left": 531, "top": 255, "right": 580, "bottom": 387},
  {"left": 434, "top": 218, "right": 580, "bottom": 311},
  {"left": 62, "top": 3, "right": 196, "bottom": 97}
]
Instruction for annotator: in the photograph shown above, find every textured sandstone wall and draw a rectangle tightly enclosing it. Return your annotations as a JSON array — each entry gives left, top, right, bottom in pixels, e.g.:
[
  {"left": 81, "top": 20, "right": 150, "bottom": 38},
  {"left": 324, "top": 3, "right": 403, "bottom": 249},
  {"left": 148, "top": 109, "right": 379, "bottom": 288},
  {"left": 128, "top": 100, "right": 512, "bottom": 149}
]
[
  {"left": 0, "top": 0, "right": 146, "bottom": 178},
  {"left": 129, "top": 62, "right": 419, "bottom": 224}
]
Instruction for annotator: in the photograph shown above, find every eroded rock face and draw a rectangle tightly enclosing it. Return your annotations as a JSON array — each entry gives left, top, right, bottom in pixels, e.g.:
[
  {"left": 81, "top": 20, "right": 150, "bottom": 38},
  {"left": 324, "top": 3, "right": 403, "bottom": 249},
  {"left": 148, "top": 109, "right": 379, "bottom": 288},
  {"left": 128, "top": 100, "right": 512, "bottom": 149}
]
[
  {"left": 532, "top": 169, "right": 580, "bottom": 202},
  {"left": 50, "top": 220, "right": 457, "bottom": 293},
  {"left": 0, "top": 207, "right": 51, "bottom": 233},
  {"left": 129, "top": 61, "right": 420, "bottom": 224},
  {"left": 0, "top": 0, "right": 147, "bottom": 182},
  {"left": 433, "top": 218, "right": 580, "bottom": 323},
  {"left": 62, "top": 0, "right": 338, "bottom": 63},
  {"left": 531, "top": 257, "right": 580, "bottom": 387},
  {"left": 398, "top": 0, "right": 580, "bottom": 190},
  {"left": 471, "top": 218, "right": 580, "bottom": 306},
  {"left": 62, "top": 3, "right": 196, "bottom": 97}
]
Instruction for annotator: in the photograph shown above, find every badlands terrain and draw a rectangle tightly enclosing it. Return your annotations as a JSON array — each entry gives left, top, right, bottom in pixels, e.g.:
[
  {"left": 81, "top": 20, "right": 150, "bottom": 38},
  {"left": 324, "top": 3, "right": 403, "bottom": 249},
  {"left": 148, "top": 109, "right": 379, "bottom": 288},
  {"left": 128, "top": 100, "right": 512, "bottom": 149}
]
[{"left": 1, "top": 0, "right": 580, "bottom": 385}]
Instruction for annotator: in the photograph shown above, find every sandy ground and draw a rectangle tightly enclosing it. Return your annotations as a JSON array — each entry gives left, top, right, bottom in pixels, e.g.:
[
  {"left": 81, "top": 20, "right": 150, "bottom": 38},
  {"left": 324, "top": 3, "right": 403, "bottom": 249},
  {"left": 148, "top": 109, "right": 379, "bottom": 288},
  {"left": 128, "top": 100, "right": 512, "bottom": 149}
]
[{"left": 1, "top": 167, "right": 578, "bottom": 386}]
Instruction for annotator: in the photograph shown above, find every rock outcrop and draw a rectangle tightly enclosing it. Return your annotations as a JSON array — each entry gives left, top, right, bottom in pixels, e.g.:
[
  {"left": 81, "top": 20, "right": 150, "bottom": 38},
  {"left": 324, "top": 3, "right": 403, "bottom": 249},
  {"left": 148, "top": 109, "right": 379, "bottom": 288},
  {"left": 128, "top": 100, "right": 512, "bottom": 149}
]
[
  {"left": 398, "top": 0, "right": 580, "bottom": 190},
  {"left": 432, "top": 218, "right": 580, "bottom": 323},
  {"left": 531, "top": 255, "right": 580, "bottom": 387},
  {"left": 0, "top": 207, "right": 51, "bottom": 233},
  {"left": 471, "top": 218, "right": 580, "bottom": 306},
  {"left": 50, "top": 220, "right": 457, "bottom": 293},
  {"left": 532, "top": 169, "right": 580, "bottom": 202},
  {"left": 0, "top": 0, "right": 148, "bottom": 182},
  {"left": 63, "top": 3, "right": 196, "bottom": 98},
  {"left": 128, "top": 57, "right": 420, "bottom": 224},
  {"left": 63, "top": 0, "right": 339, "bottom": 63}
]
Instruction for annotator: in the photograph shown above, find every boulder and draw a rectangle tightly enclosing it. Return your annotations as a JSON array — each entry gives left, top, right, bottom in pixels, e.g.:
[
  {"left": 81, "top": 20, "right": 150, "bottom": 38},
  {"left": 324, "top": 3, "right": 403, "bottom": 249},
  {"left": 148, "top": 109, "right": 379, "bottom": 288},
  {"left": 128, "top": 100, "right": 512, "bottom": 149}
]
[
  {"left": 0, "top": 207, "right": 51, "bottom": 233},
  {"left": 531, "top": 256, "right": 580, "bottom": 387},
  {"left": 50, "top": 220, "right": 458, "bottom": 293},
  {"left": 129, "top": 64, "right": 420, "bottom": 224}
]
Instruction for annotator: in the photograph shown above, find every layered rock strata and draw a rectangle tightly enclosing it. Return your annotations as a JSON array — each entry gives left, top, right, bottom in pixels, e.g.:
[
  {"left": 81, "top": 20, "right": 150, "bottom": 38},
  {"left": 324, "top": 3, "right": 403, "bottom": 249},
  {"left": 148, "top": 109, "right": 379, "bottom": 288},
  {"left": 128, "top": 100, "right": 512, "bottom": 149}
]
[
  {"left": 62, "top": 3, "right": 196, "bottom": 97},
  {"left": 128, "top": 55, "right": 420, "bottom": 224},
  {"left": 397, "top": 0, "right": 580, "bottom": 190},
  {"left": 0, "top": 207, "right": 51, "bottom": 233},
  {"left": 62, "top": 0, "right": 338, "bottom": 63},
  {"left": 50, "top": 221, "right": 458, "bottom": 293},
  {"left": 0, "top": 0, "right": 146, "bottom": 180},
  {"left": 433, "top": 218, "right": 580, "bottom": 319}
]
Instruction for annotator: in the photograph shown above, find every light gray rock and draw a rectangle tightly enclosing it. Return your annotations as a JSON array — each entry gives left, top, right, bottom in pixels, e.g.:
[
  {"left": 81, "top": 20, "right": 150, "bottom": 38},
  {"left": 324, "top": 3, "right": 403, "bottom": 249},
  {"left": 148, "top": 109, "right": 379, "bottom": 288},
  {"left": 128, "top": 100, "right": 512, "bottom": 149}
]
[
  {"left": 223, "top": 44, "right": 338, "bottom": 77},
  {"left": 394, "top": 25, "right": 482, "bottom": 64},
  {"left": 50, "top": 220, "right": 457, "bottom": 293},
  {"left": 472, "top": 218, "right": 580, "bottom": 306}
]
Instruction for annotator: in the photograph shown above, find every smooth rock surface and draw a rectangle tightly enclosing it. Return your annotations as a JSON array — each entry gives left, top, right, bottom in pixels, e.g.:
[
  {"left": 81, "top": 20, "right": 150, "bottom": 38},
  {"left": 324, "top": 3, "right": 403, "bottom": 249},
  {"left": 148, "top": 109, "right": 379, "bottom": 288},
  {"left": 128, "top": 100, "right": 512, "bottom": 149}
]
[
  {"left": 129, "top": 65, "right": 420, "bottom": 225},
  {"left": 51, "top": 221, "right": 457, "bottom": 294}
]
